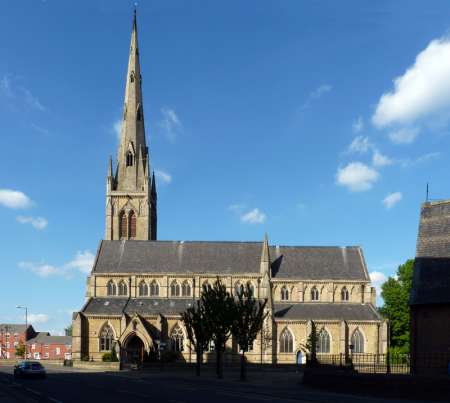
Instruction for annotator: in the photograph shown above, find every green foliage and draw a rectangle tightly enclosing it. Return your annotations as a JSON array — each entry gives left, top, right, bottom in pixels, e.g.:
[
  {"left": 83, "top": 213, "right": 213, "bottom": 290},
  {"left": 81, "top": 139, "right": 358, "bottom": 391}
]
[
  {"left": 379, "top": 259, "right": 414, "bottom": 353},
  {"left": 14, "top": 341, "right": 26, "bottom": 358},
  {"left": 64, "top": 325, "right": 73, "bottom": 336},
  {"left": 102, "top": 350, "right": 118, "bottom": 362}
]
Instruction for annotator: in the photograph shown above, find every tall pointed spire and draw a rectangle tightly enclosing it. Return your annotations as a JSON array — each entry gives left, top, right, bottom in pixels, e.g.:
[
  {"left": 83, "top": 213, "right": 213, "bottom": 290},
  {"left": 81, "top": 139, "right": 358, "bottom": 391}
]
[{"left": 115, "top": 8, "right": 148, "bottom": 192}]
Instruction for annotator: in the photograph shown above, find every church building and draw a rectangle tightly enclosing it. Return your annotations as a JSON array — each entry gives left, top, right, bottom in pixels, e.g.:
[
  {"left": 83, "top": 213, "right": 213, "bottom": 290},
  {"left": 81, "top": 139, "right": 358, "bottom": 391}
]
[{"left": 72, "top": 13, "right": 387, "bottom": 366}]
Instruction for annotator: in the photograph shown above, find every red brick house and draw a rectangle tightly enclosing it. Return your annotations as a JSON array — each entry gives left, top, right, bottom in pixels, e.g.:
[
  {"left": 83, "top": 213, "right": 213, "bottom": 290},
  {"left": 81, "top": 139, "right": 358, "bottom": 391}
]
[
  {"left": 0, "top": 324, "right": 36, "bottom": 359},
  {"left": 26, "top": 333, "right": 72, "bottom": 360}
]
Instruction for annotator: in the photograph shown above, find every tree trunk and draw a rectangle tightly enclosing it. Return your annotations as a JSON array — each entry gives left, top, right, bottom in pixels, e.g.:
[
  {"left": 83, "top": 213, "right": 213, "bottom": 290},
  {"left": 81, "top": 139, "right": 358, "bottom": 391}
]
[
  {"left": 216, "top": 349, "right": 223, "bottom": 379},
  {"left": 240, "top": 352, "right": 247, "bottom": 381},
  {"left": 196, "top": 347, "right": 202, "bottom": 376}
]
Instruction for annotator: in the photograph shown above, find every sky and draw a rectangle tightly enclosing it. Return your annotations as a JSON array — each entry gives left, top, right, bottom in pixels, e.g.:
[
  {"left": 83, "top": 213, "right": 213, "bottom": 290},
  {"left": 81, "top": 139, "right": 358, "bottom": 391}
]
[{"left": 2, "top": 0, "right": 450, "bottom": 334}]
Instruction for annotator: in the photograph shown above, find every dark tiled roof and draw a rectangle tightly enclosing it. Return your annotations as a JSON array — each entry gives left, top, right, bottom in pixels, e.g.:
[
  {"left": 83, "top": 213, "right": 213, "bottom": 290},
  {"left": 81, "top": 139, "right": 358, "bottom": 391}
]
[
  {"left": 410, "top": 258, "right": 450, "bottom": 305},
  {"left": 274, "top": 303, "right": 381, "bottom": 321},
  {"left": 27, "top": 334, "right": 71, "bottom": 345},
  {"left": 82, "top": 298, "right": 195, "bottom": 316},
  {"left": 416, "top": 200, "right": 450, "bottom": 257},
  {"left": 0, "top": 324, "right": 32, "bottom": 334},
  {"left": 92, "top": 240, "right": 369, "bottom": 281}
]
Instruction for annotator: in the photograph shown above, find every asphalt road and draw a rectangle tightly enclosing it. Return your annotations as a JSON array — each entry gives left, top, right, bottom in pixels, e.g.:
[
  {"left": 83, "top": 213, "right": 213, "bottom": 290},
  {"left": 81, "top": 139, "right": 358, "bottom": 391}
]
[{"left": 0, "top": 364, "right": 436, "bottom": 403}]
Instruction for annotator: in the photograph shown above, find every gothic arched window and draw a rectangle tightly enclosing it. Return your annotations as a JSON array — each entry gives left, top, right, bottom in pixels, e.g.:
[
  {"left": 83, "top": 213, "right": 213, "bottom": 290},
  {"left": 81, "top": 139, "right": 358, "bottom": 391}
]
[
  {"left": 107, "top": 280, "right": 116, "bottom": 296},
  {"left": 317, "top": 328, "right": 330, "bottom": 353},
  {"left": 181, "top": 281, "right": 191, "bottom": 297},
  {"left": 150, "top": 280, "right": 159, "bottom": 296},
  {"left": 311, "top": 286, "right": 320, "bottom": 301},
  {"left": 351, "top": 329, "right": 364, "bottom": 353},
  {"left": 234, "top": 282, "right": 243, "bottom": 296},
  {"left": 341, "top": 287, "right": 349, "bottom": 302},
  {"left": 129, "top": 210, "right": 137, "bottom": 238},
  {"left": 118, "top": 280, "right": 128, "bottom": 296},
  {"left": 137, "top": 105, "right": 142, "bottom": 121},
  {"left": 279, "top": 328, "right": 293, "bottom": 353},
  {"left": 171, "top": 280, "right": 180, "bottom": 297},
  {"left": 126, "top": 151, "right": 133, "bottom": 167},
  {"left": 171, "top": 326, "right": 184, "bottom": 352},
  {"left": 139, "top": 281, "right": 148, "bottom": 297},
  {"left": 130, "top": 71, "right": 135, "bottom": 83},
  {"left": 247, "top": 282, "right": 255, "bottom": 297},
  {"left": 99, "top": 325, "right": 114, "bottom": 351},
  {"left": 119, "top": 211, "right": 127, "bottom": 239},
  {"left": 281, "top": 286, "right": 289, "bottom": 301}
]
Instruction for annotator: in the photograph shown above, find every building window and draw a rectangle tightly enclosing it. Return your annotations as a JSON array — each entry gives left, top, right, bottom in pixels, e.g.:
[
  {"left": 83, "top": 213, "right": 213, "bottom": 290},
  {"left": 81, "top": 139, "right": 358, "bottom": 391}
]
[
  {"left": 317, "top": 328, "right": 330, "bottom": 353},
  {"left": 44, "top": 352, "right": 49, "bottom": 359},
  {"left": 14, "top": 333, "right": 18, "bottom": 341},
  {"left": 351, "top": 329, "right": 364, "bottom": 353},
  {"left": 208, "top": 340, "right": 215, "bottom": 352},
  {"left": 150, "top": 280, "right": 159, "bottom": 296},
  {"left": 6, "top": 342, "right": 10, "bottom": 349},
  {"left": 171, "top": 326, "right": 184, "bottom": 352},
  {"left": 118, "top": 280, "right": 128, "bottom": 296},
  {"left": 34, "top": 352, "right": 40, "bottom": 359},
  {"left": 239, "top": 341, "right": 254, "bottom": 353},
  {"left": 6, "top": 333, "right": 10, "bottom": 341},
  {"left": 129, "top": 210, "right": 137, "bottom": 238},
  {"left": 99, "top": 325, "right": 114, "bottom": 352},
  {"left": 280, "top": 286, "right": 289, "bottom": 301},
  {"left": 130, "top": 71, "right": 135, "bottom": 83},
  {"left": 341, "top": 287, "right": 349, "bottom": 301},
  {"left": 56, "top": 347, "right": 61, "bottom": 355},
  {"left": 279, "top": 328, "right": 293, "bottom": 353},
  {"left": 311, "top": 286, "right": 319, "bottom": 301},
  {"left": 247, "top": 282, "right": 255, "bottom": 297},
  {"left": 139, "top": 281, "right": 148, "bottom": 297},
  {"left": 119, "top": 211, "right": 127, "bottom": 239},
  {"left": 31, "top": 344, "right": 35, "bottom": 350},
  {"left": 171, "top": 280, "right": 180, "bottom": 297},
  {"left": 126, "top": 151, "right": 133, "bottom": 167},
  {"left": 234, "top": 282, "right": 243, "bottom": 296},
  {"left": 107, "top": 280, "right": 117, "bottom": 296},
  {"left": 137, "top": 105, "right": 142, "bottom": 121},
  {"left": 181, "top": 281, "right": 191, "bottom": 297}
]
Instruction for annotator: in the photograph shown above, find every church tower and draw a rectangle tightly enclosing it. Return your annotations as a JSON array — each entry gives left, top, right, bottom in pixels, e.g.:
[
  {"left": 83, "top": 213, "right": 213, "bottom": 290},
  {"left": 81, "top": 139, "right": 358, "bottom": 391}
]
[{"left": 105, "top": 11, "right": 157, "bottom": 241}]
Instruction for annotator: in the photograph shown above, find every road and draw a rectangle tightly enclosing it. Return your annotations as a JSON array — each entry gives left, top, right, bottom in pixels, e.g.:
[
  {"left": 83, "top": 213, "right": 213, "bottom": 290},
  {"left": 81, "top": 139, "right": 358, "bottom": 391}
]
[{"left": 0, "top": 364, "right": 436, "bottom": 403}]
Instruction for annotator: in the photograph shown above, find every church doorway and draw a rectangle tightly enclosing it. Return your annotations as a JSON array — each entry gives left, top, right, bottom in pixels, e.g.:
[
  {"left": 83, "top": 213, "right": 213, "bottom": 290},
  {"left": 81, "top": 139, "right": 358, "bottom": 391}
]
[{"left": 123, "top": 335, "right": 145, "bottom": 367}]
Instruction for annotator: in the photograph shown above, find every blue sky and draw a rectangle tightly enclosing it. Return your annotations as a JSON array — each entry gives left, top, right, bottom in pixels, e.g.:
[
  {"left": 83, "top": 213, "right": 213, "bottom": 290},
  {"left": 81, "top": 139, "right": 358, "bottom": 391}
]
[{"left": 2, "top": 0, "right": 450, "bottom": 334}]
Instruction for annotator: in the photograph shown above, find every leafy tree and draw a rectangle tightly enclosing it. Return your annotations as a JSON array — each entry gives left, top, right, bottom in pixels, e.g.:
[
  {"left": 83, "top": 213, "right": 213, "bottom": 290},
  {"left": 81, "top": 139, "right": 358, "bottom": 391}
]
[
  {"left": 201, "top": 278, "right": 235, "bottom": 379},
  {"left": 64, "top": 325, "right": 73, "bottom": 336},
  {"left": 181, "top": 299, "right": 212, "bottom": 376},
  {"left": 379, "top": 259, "right": 414, "bottom": 353},
  {"left": 231, "top": 284, "right": 267, "bottom": 381},
  {"left": 15, "top": 341, "right": 26, "bottom": 358},
  {"left": 299, "top": 321, "right": 318, "bottom": 366}
]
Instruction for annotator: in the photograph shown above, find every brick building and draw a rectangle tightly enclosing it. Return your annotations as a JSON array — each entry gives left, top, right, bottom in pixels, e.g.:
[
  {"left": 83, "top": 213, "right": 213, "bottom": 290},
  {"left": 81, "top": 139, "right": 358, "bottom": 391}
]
[
  {"left": 0, "top": 324, "right": 36, "bottom": 359},
  {"left": 410, "top": 200, "right": 450, "bottom": 374},
  {"left": 26, "top": 333, "right": 72, "bottom": 361}
]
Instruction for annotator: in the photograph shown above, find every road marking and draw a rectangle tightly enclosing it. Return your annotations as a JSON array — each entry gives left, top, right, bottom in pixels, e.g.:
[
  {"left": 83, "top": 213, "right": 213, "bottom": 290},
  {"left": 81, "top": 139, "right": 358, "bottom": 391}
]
[
  {"left": 48, "top": 397, "right": 64, "bottom": 403},
  {"left": 25, "top": 387, "right": 42, "bottom": 397}
]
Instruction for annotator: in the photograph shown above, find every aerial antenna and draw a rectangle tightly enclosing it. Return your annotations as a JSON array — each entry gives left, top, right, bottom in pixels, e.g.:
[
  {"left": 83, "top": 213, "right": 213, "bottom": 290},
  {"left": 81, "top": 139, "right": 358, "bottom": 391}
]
[{"left": 426, "top": 182, "right": 429, "bottom": 202}]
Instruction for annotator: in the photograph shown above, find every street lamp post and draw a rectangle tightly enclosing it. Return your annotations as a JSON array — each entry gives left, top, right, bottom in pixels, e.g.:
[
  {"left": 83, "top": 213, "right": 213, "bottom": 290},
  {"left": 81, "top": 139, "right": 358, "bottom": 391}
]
[{"left": 16, "top": 306, "right": 28, "bottom": 359}]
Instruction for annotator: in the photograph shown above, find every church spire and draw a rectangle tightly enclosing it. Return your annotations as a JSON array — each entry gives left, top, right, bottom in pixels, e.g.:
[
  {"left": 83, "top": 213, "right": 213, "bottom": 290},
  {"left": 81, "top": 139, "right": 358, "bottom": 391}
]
[{"left": 115, "top": 9, "right": 148, "bottom": 192}]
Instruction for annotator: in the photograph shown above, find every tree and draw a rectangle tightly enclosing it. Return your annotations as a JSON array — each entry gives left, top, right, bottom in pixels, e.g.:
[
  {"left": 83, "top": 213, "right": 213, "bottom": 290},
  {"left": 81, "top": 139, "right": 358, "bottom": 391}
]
[
  {"left": 231, "top": 283, "right": 267, "bottom": 381},
  {"left": 201, "top": 278, "right": 235, "bottom": 379},
  {"left": 299, "top": 321, "right": 318, "bottom": 366},
  {"left": 15, "top": 341, "right": 26, "bottom": 359},
  {"left": 180, "top": 299, "right": 212, "bottom": 376},
  {"left": 379, "top": 259, "right": 414, "bottom": 353},
  {"left": 64, "top": 325, "right": 72, "bottom": 336}
]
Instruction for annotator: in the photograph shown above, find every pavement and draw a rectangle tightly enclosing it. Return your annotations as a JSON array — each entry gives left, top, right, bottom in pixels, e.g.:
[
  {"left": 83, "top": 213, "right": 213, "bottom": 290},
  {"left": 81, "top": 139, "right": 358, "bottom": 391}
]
[{"left": 0, "top": 364, "right": 439, "bottom": 403}]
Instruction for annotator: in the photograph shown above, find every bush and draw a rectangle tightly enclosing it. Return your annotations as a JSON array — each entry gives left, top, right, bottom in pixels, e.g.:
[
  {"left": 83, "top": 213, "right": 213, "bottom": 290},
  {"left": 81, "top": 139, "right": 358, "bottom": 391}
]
[
  {"left": 102, "top": 351, "right": 118, "bottom": 362},
  {"left": 160, "top": 350, "right": 178, "bottom": 363}
]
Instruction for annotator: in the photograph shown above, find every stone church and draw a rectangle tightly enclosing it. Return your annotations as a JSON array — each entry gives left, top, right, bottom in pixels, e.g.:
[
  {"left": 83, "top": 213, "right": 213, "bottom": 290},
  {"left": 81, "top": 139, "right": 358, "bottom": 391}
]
[{"left": 72, "top": 13, "right": 387, "bottom": 366}]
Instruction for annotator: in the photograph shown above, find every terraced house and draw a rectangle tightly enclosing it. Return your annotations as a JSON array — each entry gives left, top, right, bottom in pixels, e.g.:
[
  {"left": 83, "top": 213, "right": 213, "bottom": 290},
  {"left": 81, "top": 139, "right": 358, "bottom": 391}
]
[{"left": 72, "top": 13, "right": 388, "bottom": 366}]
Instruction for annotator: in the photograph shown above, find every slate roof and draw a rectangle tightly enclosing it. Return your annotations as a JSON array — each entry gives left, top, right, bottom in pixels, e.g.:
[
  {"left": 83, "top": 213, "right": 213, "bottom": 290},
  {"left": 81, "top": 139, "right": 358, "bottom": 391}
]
[
  {"left": 411, "top": 200, "right": 450, "bottom": 306},
  {"left": 26, "top": 334, "right": 71, "bottom": 345},
  {"left": 274, "top": 303, "right": 381, "bottom": 321},
  {"left": 82, "top": 298, "right": 196, "bottom": 316},
  {"left": 0, "top": 324, "right": 33, "bottom": 334},
  {"left": 91, "top": 240, "right": 369, "bottom": 281}
]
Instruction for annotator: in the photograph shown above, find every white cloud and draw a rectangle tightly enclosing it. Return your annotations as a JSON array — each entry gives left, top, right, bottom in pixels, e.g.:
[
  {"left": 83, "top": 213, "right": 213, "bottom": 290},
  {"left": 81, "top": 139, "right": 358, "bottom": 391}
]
[
  {"left": 21, "top": 88, "right": 46, "bottom": 111},
  {"left": 19, "top": 250, "right": 95, "bottom": 278},
  {"left": 301, "top": 84, "right": 332, "bottom": 109},
  {"left": 27, "top": 313, "right": 49, "bottom": 325},
  {"left": 336, "top": 162, "right": 379, "bottom": 192},
  {"left": 154, "top": 169, "right": 172, "bottom": 184},
  {"left": 369, "top": 271, "right": 388, "bottom": 297},
  {"left": 400, "top": 152, "right": 441, "bottom": 167},
  {"left": 372, "top": 150, "right": 393, "bottom": 167},
  {"left": 352, "top": 116, "right": 364, "bottom": 133},
  {"left": 228, "top": 203, "right": 246, "bottom": 212},
  {"left": 373, "top": 37, "right": 450, "bottom": 128},
  {"left": 388, "top": 127, "right": 420, "bottom": 144},
  {"left": 64, "top": 250, "right": 95, "bottom": 274},
  {"left": 241, "top": 208, "right": 266, "bottom": 224},
  {"left": 0, "top": 75, "right": 12, "bottom": 96},
  {"left": 113, "top": 119, "right": 122, "bottom": 140},
  {"left": 160, "top": 108, "right": 182, "bottom": 142},
  {"left": 382, "top": 192, "right": 402, "bottom": 209},
  {"left": 0, "top": 189, "right": 33, "bottom": 209},
  {"left": 16, "top": 216, "right": 48, "bottom": 230},
  {"left": 348, "top": 136, "right": 372, "bottom": 154}
]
